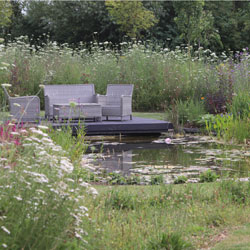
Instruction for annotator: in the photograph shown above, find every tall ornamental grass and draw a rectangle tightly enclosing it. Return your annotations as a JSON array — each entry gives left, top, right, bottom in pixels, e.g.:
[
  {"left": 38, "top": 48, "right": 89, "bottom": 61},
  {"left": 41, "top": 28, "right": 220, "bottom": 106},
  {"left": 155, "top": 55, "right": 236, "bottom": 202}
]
[{"left": 0, "top": 37, "right": 250, "bottom": 112}]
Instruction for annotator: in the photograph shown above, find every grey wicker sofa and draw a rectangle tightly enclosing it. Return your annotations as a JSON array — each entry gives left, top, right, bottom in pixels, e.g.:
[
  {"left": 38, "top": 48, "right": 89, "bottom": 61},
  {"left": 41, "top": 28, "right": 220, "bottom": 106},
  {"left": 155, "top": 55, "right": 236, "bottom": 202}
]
[
  {"left": 97, "top": 84, "right": 134, "bottom": 121},
  {"left": 2, "top": 85, "right": 40, "bottom": 123},
  {"left": 44, "top": 84, "right": 97, "bottom": 119}
]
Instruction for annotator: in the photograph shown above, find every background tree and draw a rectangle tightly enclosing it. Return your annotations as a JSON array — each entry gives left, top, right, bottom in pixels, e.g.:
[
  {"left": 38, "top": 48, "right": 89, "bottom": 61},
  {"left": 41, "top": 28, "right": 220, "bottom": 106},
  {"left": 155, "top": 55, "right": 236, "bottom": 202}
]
[
  {"left": 105, "top": 0, "right": 157, "bottom": 38},
  {"left": 173, "top": 0, "right": 221, "bottom": 50},
  {"left": 0, "top": 0, "right": 12, "bottom": 35}
]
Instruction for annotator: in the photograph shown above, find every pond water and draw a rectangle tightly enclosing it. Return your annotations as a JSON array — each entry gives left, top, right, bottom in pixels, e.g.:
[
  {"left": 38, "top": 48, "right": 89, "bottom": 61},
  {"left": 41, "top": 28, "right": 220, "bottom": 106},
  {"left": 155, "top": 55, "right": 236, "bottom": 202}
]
[{"left": 82, "top": 135, "right": 250, "bottom": 184}]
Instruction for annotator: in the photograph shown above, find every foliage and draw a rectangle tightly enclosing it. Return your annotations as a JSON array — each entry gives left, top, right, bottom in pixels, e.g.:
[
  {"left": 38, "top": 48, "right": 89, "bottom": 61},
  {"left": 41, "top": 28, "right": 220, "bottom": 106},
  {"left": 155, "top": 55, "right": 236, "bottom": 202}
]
[
  {"left": 148, "top": 232, "right": 194, "bottom": 250},
  {"left": 173, "top": 0, "right": 221, "bottom": 49},
  {"left": 0, "top": 0, "right": 12, "bottom": 28},
  {"left": 174, "top": 175, "right": 188, "bottom": 184},
  {"left": 150, "top": 175, "right": 164, "bottom": 185},
  {"left": 199, "top": 169, "right": 219, "bottom": 183},
  {"left": 229, "top": 92, "right": 250, "bottom": 119},
  {"left": 104, "top": 189, "right": 137, "bottom": 210},
  {"left": 2, "top": 0, "right": 250, "bottom": 53},
  {"left": 106, "top": 0, "right": 157, "bottom": 38},
  {"left": 49, "top": 125, "right": 88, "bottom": 165},
  {"left": 0, "top": 123, "right": 97, "bottom": 249},
  {"left": 219, "top": 180, "right": 250, "bottom": 204},
  {"left": 205, "top": 113, "right": 250, "bottom": 143},
  {"left": 1, "top": 38, "right": 250, "bottom": 117},
  {"left": 87, "top": 182, "right": 250, "bottom": 249},
  {"left": 169, "top": 99, "right": 206, "bottom": 127}
]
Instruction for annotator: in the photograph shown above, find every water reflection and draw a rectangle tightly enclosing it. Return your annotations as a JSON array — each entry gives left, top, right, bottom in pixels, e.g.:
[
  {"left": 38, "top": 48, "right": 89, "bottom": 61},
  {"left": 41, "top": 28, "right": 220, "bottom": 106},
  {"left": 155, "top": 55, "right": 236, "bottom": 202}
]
[{"left": 84, "top": 135, "right": 250, "bottom": 184}]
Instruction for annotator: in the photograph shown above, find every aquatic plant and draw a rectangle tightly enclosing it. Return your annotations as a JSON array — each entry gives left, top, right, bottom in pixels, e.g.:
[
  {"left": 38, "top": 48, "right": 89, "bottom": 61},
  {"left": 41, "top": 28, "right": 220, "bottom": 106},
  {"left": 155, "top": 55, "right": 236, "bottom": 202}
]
[{"left": 199, "top": 169, "right": 219, "bottom": 183}]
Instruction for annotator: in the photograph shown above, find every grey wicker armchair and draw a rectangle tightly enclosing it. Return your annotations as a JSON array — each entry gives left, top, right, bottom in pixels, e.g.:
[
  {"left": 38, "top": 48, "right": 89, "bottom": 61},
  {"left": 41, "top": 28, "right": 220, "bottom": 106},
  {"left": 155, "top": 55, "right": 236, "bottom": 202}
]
[
  {"left": 2, "top": 85, "right": 40, "bottom": 123},
  {"left": 97, "top": 84, "right": 134, "bottom": 121}
]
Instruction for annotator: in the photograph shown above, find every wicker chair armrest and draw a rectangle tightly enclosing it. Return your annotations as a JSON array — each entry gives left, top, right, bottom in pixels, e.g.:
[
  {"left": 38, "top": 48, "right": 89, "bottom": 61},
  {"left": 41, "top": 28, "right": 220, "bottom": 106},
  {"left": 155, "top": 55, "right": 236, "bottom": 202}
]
[
  {"left": 1, "top": 85, "right": 10, "bottom": 100},
  {"left": 9, "top": 95, "right": 39, "bottom": 101},
  {"left": 121, "top": 95, "right": 132, "bottom": 116}
]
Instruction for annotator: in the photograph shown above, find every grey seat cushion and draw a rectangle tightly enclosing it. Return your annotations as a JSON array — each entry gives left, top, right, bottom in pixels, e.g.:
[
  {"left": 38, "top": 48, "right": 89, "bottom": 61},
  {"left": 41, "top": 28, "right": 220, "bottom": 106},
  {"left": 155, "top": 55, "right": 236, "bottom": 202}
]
[{"left": 102, "top": 105, "right": 121, "bottom": 116}]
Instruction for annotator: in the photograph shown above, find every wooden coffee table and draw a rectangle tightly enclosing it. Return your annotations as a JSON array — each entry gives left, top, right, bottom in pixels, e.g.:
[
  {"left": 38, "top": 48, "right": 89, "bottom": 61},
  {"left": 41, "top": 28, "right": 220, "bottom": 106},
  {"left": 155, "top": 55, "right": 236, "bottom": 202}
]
[{"left": 53, "top": 103, "right": 102, "bottom": 122}]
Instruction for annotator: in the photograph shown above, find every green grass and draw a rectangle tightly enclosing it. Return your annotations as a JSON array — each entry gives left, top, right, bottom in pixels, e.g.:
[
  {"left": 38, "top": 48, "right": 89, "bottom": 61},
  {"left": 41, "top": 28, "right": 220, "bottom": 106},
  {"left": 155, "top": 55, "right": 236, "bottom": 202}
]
[
  {"left": 83, "top": 182, "right": 250, "bottom": 249},
  {"left": 133, "top": 112, "right": 166, "bottom": 121},
  {"left": 212, "top": 223, "right": 250, "bottom": 250}
]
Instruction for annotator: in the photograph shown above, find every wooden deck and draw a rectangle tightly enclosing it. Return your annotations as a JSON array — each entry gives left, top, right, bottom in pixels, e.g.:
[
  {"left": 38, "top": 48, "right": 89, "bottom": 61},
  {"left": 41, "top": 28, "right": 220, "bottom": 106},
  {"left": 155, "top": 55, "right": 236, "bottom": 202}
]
[{"left": 51, "top": 117, "right": 173, "bottom": 136}]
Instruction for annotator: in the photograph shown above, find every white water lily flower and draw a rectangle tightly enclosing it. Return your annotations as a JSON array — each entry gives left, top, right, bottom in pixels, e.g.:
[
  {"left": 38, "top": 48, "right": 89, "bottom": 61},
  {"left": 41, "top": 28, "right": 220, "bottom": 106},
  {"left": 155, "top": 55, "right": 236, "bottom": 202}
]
[
  {"left": 1, "top": 83, "right": 11, "bottom": 87},
  {"left": 1, "top": 226, "right": 10, "bottom": 234}
]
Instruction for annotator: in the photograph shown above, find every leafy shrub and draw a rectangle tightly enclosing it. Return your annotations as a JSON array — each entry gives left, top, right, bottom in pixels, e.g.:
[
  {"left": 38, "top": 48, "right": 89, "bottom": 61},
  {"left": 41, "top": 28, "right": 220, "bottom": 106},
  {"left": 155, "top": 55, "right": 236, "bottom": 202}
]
[
  {"left": 168, "top": 99, "right": 206, "bottom": 128},
  {"left": 206, "top": 113, "right": 250, "bottom": 143},
  {"left": 205, "top": 92, "right": 228, "bottom": 114},
  {"left": 108, "top": 172, "right": 127, "bottom": 185},
  {"left": 199, "top": 170, "right": 219, "bottom": 183},
  {"left": 148, "top": 232, "right": 194, "bottom": 250}
]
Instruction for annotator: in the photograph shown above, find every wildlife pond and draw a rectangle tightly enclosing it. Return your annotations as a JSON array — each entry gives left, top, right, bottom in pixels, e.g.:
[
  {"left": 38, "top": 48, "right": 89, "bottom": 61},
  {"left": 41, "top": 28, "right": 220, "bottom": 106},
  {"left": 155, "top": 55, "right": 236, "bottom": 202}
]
[{"left": 83, "top": 134, "right": 250, "bottom": 184}]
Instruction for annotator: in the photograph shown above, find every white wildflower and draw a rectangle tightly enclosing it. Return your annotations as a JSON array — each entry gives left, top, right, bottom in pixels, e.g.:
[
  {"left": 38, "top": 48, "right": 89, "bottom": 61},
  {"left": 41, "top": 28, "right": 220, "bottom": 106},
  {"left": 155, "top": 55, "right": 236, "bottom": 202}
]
[
  {"left": 79, "top": 181, "right": 89, "bottom": 188},
  {"left": 87, "top": 187, "right": 98, "bottom": 196},
  {"left": 60, "top": 159, "right": 74, "bottom": 173},
  {"left": 37, "top": 125, "right": 48, "bottom": 130},
  {"left": 10, "top": 131, "right": 20, "bottom": 136},
  {"left": 1, "top": 226, "right": 10, "bottom": 234},
  {"left": 1, "top": 83, "right": 11, "bottom": 87},
  {"left": 39, "top": 84, "right": 45, "bottom": 89},
  {"left": 14, "top": 196, "right": 22, "bottom": 201},
  {"left": 2, "top": 244, "right": 7, "bottom": 248}
]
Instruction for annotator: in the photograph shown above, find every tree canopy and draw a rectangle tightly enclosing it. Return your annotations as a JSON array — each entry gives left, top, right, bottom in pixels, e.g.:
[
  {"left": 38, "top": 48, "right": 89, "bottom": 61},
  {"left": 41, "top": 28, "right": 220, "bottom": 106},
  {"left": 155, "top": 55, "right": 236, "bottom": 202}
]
[
  {"left": 3, "top": 0, "right": 250, "bottom": 53},
  {"left": 105, "top": 0, "right": 157, "bottom": 38},
  {"left": 0, "top": 0, "right": 12, "bottom": 28}
]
